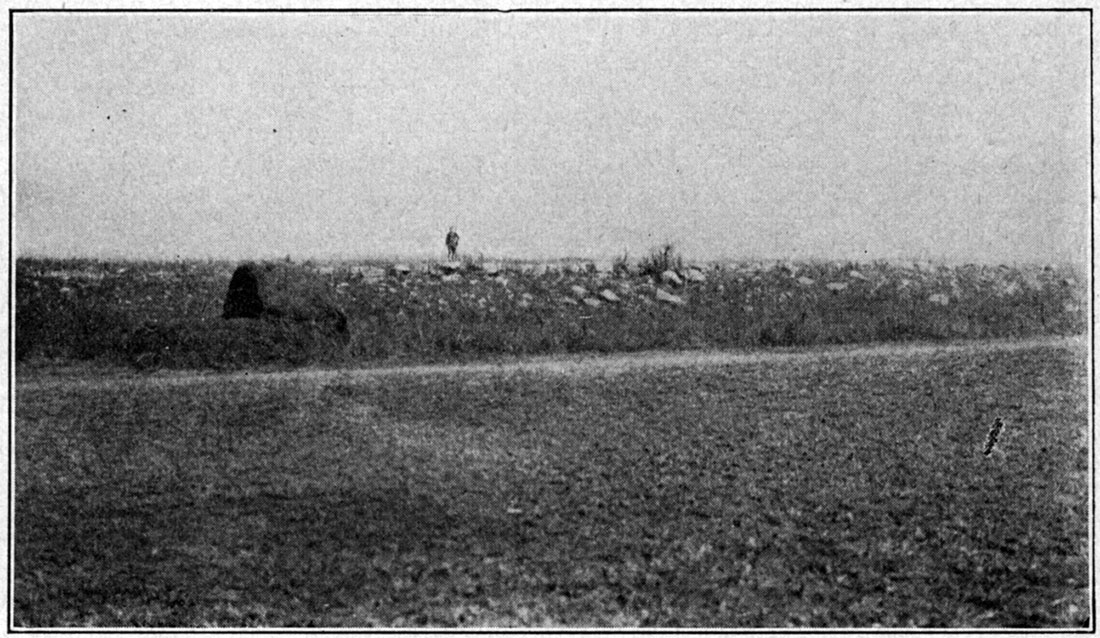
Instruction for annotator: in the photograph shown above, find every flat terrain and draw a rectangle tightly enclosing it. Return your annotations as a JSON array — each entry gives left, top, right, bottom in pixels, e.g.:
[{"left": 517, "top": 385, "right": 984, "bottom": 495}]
[{"left": 13, "top": 337, "right": 1091, "bottom": 627}]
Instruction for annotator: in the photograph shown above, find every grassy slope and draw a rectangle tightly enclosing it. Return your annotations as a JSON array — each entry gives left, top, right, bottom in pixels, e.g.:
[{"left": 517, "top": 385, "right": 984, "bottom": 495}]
[
  {"left": 15, "top": 258, "right": 1088, "bottom": 369},
  {"left": 13, "top": 340, "right": 1089, "bottom": 628}
]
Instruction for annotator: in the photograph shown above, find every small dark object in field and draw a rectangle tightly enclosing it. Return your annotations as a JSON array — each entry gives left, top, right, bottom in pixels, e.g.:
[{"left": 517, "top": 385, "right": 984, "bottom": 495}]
[
  {"left": 983, "top": 417, "right": 1005, "bottom": 456},
  {"left": 223, "top": 262, "right": 347, "bottom": 335}
]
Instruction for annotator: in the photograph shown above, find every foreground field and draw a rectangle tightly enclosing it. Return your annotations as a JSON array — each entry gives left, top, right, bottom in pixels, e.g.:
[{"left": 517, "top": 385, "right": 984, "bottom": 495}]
[{"left": 14, "top": 338, "right": 1090, "bottom": 627}]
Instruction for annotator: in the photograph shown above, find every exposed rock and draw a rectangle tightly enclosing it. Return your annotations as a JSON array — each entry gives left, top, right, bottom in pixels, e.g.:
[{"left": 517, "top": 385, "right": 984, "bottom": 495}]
[
  {"left": 825, "top": 282, "right": 848, "bottom": 292},
  {"left": 683, "top": 268, "right": 706, "bottom": 283},
  {"left": 483, "top": 262, "right": 501, "bottom": 276},
  {"left": 928, "top": 293, "right": 951, "bottom": 306},
  {"left": 583, "top": 298, "right": 602, "bottom": 308},
  {"left": 439, "top": 261, "right": 461, "bottom": 274},
  {"left": 353, "top": 266, "right": 386, "bottom": 283},
  {"left": 598, "top": 289, "right": 621, "bottom": 303},
  {"left": 561, "top": 297, "right": 578, "bottom": 305},
  {"left": 655, "top": 288, "right": 685, "bottom": 306},
  {"left": 222, "top": 262, "right": 347, "bottom": 335},
  {"left": 570, "top": 284, "right": 588, "bottom": 298},
  {"left": 797, "top": 276, "right": 815, "bottom": 286},
  {"left": 660, "top": 270, "right": 683, "bottom": 287},
  {"left": 848, "top": 270, "right": 868, "bottom": 280},
  {"left": 390, "top": 263, "right": 412, "bottom": 276},
  {"left": 441, "top": 273, "right": 463, "bottom": 283}
]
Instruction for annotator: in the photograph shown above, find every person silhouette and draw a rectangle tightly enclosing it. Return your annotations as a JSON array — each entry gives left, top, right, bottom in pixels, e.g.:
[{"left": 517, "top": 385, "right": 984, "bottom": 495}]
[{"left": 446, "top": 227, "right": 460, "bottom": 260}]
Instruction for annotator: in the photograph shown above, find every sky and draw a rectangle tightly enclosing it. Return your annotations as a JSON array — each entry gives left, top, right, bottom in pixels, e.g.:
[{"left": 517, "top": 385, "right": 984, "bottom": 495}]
[{"left": 13, "top": 11, "right": 1091, "bottom": 264}]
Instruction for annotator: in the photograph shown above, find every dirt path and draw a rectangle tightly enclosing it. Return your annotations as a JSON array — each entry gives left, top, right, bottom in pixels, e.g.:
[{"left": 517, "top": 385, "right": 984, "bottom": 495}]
[{"left": 15, "top": 335, "right": 1088, "bottom": 393}]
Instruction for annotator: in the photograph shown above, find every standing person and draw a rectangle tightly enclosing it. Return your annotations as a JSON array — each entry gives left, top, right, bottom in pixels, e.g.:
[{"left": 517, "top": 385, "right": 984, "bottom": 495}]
[{"left": 446, "top": 227, "right": 460, "bottom": 260}]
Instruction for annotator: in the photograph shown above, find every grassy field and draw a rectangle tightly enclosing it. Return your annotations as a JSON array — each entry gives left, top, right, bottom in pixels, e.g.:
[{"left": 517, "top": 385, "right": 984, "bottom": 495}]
[
  {"left": 15, "top": 256, "right": 1087, "bottom": 369},
  {"left": 14, "top": 338, "right": 1090, "bottom": 628}
]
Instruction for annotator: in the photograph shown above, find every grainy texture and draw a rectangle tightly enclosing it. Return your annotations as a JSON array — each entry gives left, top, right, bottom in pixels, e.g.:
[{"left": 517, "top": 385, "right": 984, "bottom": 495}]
[
  {"left": 14, "top": 339, "right": 1089, "bottom": 627},
  {"left": 15, "top": 258, "right": 1087, "bottom": 370}
]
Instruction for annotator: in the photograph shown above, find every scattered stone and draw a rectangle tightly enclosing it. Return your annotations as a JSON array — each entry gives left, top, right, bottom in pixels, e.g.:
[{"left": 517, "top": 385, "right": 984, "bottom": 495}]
[
  {"left": 598, "top": 289, "right": 621, "bottom": 303},
  {"left": 439, "top": 261, "right": 461, "bottom": 274},
  {"left": 583, "top": 297, "right": 602, "bottom": 308},
  {"left": 797, "top": 276, "right": 815, "bottom": 286},
  {"left": 441, "top": 273, "right": 463, "bottom": 283},
  {"left": 928, "top": 293, "right": 951, "bottom": 306},
  {"left": 483, "top": 262, "right": 501, "bottom": 276},
  {"left": 355, "top": 266, "right": 386, "bottom": 283},
  {"left": 655, "top": 288, "right": 685, "bottom": 306},
  {"left": 825, "top": 282, "right": 848, "bottom": 292},
  {"left": 570, "top": 284, "right": 588, "bottom": 298},
  {"left": 561, "top": 297, "right": 578, "bottom": 306},
  {"left": 848, "top": 270, "right": 868, "bottom": 280},
  {"left": 683, "top": 268, "right": 706, "bottom": 283},
  {"left": 660, "top": 270, "right": 683, "bottom": 287},
  {"left": 390, "top": 263, "right": 411, "bottom": 276}
]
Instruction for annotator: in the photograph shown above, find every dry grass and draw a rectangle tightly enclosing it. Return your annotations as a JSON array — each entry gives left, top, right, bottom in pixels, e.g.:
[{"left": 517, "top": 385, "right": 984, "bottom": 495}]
[{"left": 15, "top": 257, "right": 1087, "bottom": 370}]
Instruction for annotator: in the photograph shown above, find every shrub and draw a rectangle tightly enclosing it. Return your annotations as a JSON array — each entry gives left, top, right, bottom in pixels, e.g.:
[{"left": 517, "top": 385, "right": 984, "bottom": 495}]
[{"left": 638, "top": 244, "right": 684, "bottom": 278}]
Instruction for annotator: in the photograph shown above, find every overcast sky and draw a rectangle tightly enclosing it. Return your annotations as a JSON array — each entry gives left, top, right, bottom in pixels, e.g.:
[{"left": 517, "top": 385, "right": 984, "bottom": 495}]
[{"left": 13, "top": 11, "right": 1090, "bottom": 263}]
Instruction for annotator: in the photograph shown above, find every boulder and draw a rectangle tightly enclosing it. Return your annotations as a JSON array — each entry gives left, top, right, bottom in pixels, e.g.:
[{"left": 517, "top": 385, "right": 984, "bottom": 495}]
[
  {"left": 683, "top": 268, "right": 706, "bottom": 283},
  {"left": 598, "top": 289, "right": 621, "bottom": 303},
  {"left": 655, "top": 288, "right": 685, "bottom": 306},
  {"left": 583, "top": 298, "right": 602, "bottom": 308},
  {"left": 660, "top": 270, "right": 683, "bottom": 286},
  {"left": 825, "top": 282, "right": 848, "bottom": 292},
  {"left": 223, "top": 262, "right": 347, "bottom": 335},
  {"left": 355, "top": 266, "right": 386, "bottom": 283},
  {"left": 570, "top": 284, "right": 588, "bottom": 298},
  {"left": 390, "top": 263, "right": 412, "bottom": 276},
  {"left": 797, "top": 276, "right": 815, "bottom": 286}
]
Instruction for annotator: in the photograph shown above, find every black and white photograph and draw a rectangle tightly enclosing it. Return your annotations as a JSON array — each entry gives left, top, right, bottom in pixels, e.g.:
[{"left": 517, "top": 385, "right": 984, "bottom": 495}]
[{"left": 9, "top": 5, "right": 1093, "bottom": 629}]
